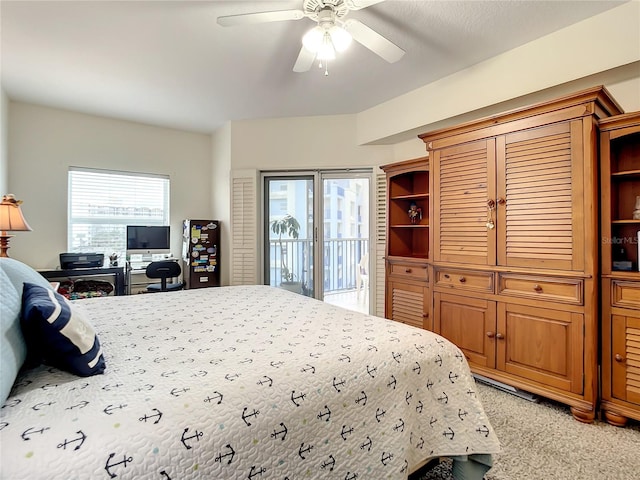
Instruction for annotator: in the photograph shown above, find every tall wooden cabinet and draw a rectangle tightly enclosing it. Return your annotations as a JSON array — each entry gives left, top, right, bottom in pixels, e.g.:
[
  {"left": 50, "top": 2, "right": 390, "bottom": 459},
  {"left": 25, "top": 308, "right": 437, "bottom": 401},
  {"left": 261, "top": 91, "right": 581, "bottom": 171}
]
[
  {"left": 419, "top": 87, "right": 622, "bottom": 422},
  {"left": 381, "top": 157, "right": 431, "bottom": 330},
  {"left": 600, "top": 112, "right": 640, "bottom": 426}
]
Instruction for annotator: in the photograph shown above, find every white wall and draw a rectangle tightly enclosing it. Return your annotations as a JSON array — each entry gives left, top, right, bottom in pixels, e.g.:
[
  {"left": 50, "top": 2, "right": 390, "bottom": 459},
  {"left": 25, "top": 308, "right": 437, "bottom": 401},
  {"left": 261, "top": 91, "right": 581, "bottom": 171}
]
[
  {"left": 388, "top": 62, "right": 640, "bottom": 161},
  {"left": 357, "top": 0, "right": 640, "bottom": 146},
  {"left": 8, "top": 102, "right": 212, "bottom": 268},
  {"left": 0, "top": 89, "right": 8, "bottom": 195},
  {"left": 229, "top": 114, "right": 394, "bottom": 171},
  {"left": 211, "top": 122, "right": 232, "bottom": 286}
]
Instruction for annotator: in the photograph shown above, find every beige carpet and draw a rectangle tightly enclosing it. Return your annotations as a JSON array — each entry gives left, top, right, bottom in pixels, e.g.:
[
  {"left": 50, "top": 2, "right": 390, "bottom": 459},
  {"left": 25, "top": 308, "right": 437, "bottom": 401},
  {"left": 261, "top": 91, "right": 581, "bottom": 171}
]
[{"left": 415, "top": 381, "right": 640, "bottom": 480}]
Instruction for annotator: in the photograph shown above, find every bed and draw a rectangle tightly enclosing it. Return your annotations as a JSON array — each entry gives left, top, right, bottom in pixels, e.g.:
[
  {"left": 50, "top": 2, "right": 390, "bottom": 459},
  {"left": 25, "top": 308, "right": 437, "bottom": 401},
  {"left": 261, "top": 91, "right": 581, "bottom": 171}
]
[{"left": 0, "top": 258, "right": 500, "bottom": 479}]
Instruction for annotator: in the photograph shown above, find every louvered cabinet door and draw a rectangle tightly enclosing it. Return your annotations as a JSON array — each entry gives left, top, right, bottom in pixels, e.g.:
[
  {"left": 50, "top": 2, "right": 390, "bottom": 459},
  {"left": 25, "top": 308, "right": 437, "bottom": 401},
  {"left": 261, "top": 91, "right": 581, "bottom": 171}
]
[
  {"left": 432, "top": 139, "right": 496, "bottom": 265},
  {"left": 496, "top": 121, "right": 584, "bottom": 271},
  {"left": 611, "top": 314, "right": 640, "bottom": 406},
  {"left": 386, "top": 278, "right": 430, "bottom": 330}
]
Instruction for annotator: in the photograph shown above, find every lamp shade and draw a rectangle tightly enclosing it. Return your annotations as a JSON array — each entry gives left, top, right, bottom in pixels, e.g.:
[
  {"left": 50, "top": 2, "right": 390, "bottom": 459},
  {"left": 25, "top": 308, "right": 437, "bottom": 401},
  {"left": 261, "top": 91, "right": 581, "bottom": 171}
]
[{"left": 0, "top": 194, "right": 32, "bottom": 232}]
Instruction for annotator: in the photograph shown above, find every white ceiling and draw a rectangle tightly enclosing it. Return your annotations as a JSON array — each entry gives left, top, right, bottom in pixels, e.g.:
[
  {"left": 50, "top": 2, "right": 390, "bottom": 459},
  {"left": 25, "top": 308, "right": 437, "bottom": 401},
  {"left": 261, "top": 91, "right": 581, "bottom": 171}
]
[{"left": 0, "top": 0, "right": 627, "bottom": 135}]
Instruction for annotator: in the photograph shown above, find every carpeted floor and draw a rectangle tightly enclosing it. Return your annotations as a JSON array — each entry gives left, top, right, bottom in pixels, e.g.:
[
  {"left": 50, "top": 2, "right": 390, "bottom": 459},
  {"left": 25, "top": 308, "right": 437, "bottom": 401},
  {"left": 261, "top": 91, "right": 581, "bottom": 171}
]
[{"left": 413, "top": 381, "right": 640, "bottom": 480}]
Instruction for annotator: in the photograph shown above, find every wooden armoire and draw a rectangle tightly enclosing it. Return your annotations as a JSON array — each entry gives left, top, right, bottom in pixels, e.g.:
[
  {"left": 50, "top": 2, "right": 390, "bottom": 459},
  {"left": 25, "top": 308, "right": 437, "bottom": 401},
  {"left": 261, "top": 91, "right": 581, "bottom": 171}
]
[{"left": 383, "top": 86, "right": 623, "bottom": 422}]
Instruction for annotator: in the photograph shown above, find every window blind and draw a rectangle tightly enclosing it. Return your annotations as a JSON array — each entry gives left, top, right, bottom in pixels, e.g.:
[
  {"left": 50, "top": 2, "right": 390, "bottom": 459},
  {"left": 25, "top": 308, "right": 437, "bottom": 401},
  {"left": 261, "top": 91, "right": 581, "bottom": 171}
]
[{"left": 68, "top": 167, "right": 169, "bottom": 257}]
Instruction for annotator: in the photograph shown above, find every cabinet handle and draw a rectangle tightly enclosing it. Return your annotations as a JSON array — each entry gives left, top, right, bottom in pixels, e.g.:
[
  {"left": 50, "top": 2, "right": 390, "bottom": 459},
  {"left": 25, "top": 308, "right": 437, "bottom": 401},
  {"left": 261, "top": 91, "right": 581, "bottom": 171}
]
[
  {"left": 615, "top": 354, "right": 625, "bottom": 363},
  {"left": 495, "top": 333, "right": 505, "bottom": 340},
  {"left": 497, "top": 197, "right": 506, "bottom": 205},
  {"left": 486, "top": 200, "right": 496, "bottom": 230},
  {"left": 459, "top": 276, "right": 466, "bottom": 283},
  {"left": 405, "top": 268, "right": 412, "bottom": 273},
  {"left": 486, "top": 331, "right": 495, "bottom": 338},
  {"left": 444, "top": 274, "right": 450, "bottom": 279},
  {"left": 533, "top": 284, "right": 543, "bottom": 292},
  {"left": 423, "top": 313, "right": 429, "bottom": 318}
]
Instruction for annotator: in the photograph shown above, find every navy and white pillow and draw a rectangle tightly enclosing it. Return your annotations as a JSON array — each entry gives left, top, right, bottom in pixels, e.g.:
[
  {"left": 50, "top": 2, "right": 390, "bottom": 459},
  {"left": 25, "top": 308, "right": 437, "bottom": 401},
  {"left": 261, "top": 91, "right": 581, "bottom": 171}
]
[{"left": 21, "top": 282, "right": 106, "bottom": 376}]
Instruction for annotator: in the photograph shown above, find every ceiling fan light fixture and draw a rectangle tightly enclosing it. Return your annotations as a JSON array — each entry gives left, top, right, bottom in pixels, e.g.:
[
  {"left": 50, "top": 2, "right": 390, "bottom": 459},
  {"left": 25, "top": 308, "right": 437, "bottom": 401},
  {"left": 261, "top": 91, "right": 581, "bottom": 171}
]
[
  {"left": 317, "top": 31, "right": 336, "bottom": 60},
  {"left": 329, "top": 25, "right": 351, "bottom": 52},
  {"left": 219, "top": 0, "right": 406, "bottom": 74},
  {"left": 302, "top": 20, "right": 351, "bottom": 55},
  {"left": 302, "top": 25, "right": 324, "bottom": 52}
]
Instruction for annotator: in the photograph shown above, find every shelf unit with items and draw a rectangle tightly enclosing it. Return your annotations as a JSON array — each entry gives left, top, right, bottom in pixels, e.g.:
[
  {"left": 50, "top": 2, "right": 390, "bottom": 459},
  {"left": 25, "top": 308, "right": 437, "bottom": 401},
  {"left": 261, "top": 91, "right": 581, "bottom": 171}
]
[
  {"left": 602, "top": 116, "right": 640, "bottom": 274},
  {"left": 600, "top": 111, "right": 640, "bottom": 426},
  {"left": 381, "top": 156, "right": 432, "bottom": 330},
  {"left": 383, "top": 156, "right": 430, "bottom": 259}
]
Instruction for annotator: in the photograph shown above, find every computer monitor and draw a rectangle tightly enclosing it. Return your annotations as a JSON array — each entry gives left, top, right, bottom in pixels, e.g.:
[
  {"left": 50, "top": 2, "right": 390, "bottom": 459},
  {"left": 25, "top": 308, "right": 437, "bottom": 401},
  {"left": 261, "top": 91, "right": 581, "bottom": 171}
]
[{"left": 126, "top": 225, "right": 170, "bottom": 255}]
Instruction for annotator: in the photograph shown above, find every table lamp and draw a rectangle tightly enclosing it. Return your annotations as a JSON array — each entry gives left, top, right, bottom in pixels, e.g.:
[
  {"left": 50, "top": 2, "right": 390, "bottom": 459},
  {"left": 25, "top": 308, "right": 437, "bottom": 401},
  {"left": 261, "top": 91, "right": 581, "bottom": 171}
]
[{"left": 0, "top": 194, "right": 32, "bottom": 257}]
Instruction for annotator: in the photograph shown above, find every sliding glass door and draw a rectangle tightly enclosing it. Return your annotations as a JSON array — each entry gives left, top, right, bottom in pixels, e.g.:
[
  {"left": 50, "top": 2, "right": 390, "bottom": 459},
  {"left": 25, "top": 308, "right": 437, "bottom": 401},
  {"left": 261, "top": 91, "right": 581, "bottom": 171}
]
[
  {"left": 321, "top": 174, "right": 370, "bottom": 313},
  {"left": 264, "top": 176, "right": 314, "bottom": 296},
  {"left": 264, "top": 171, "right": 371, "bottom": 313}
]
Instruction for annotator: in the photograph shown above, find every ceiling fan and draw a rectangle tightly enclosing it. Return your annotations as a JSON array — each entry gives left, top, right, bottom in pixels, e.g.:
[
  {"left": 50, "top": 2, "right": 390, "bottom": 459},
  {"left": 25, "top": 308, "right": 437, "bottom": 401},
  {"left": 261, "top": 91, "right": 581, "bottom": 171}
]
[{"left": 217, "top": 0, "right": 405, "bottom": 73}]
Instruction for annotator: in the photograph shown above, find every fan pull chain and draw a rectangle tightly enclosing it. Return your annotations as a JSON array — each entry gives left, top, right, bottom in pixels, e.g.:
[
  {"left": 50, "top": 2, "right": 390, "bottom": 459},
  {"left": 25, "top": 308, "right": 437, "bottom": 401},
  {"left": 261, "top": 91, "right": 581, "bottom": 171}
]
[{"left": 319, "top": 60, "right": 330, "bottom": 76}]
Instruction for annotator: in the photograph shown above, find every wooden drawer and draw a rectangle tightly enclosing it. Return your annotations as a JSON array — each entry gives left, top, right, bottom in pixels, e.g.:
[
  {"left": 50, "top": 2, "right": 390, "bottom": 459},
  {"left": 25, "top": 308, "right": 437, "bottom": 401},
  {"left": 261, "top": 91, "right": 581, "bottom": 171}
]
[
  {"left": 434, "top": 268, "right": 493, "bottom": 293},
  {"left": 389, "top": 262, "right": 428, "bottom": 281},
  {"left": 498, "top": 274, "right": 583, "bottom": 305},
  {"left": 612, "top": 281, "right": 640, "bottom": 310}
]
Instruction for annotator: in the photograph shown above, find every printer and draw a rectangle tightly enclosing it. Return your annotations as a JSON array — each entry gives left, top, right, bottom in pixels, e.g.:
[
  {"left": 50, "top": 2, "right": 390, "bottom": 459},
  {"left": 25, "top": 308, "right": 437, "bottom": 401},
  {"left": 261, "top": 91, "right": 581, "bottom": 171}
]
[{"left": 59, "top": 253, "right": 104, "bottom": 269}]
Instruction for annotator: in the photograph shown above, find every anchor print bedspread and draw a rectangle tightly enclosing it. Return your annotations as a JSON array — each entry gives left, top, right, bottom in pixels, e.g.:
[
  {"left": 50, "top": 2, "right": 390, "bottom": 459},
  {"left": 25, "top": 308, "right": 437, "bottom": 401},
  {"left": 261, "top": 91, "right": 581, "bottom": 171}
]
[{"left": 0, "top": 285, "right": 500, "bottom": 479}]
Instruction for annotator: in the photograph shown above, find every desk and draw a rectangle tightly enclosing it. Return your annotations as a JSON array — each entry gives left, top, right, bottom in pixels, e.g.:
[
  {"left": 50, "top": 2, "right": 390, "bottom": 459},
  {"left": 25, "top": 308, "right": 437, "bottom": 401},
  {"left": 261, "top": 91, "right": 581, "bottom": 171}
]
[
  {"left": 126, "top": 259, "right": 180, "bottom": 294},
  {"left": 38, "top": 267, "right": 126, "bottom": 296}
]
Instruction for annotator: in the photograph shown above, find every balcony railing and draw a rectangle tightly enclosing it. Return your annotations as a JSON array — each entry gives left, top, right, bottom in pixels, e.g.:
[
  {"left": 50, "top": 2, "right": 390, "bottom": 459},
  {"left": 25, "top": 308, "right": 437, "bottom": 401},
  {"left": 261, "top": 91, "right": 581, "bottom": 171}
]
[{"left": 269, "top": 237, "right": 369, "bottom": 295}]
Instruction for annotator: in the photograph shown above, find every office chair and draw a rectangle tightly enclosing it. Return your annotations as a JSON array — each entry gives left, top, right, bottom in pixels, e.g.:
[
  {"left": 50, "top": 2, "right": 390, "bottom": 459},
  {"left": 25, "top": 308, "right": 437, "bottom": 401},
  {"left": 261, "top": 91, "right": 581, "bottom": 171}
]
[{"left": 145, "top": 260, "right": 183, "bottom": 293}]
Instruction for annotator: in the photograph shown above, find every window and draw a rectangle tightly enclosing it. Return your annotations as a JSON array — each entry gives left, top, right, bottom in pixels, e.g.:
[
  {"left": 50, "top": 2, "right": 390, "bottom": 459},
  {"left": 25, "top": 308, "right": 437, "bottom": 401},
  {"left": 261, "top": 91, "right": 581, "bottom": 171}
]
[{"left": 68, "top": 167, "right": 169, "bottom": 257}]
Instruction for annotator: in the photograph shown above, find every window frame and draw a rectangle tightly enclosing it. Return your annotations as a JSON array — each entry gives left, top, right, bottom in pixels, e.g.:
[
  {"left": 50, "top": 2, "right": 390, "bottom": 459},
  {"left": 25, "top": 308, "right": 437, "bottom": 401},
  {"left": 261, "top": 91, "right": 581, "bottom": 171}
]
[{"left": 67, "top": 167, "right": 170, "bottom": 257}]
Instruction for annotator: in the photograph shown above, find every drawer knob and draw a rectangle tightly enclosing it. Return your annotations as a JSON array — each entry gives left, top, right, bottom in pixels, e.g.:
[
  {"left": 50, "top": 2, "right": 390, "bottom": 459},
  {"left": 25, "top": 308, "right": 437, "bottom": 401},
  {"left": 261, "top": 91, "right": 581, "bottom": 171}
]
[
  {"left": 495, "top": 333, "right": 505, "bottom": 340},
  {"left": 444, "top": 274, "right": 450, "bottom": 279},
  {"left": 615, "top": 354, "right": 625, "bottom": 363},
  {"left": 533, "top": 284, "right": 543, "bottom": 292},
  {"left": 486, "top": 331, "right": 495, "bottom": 338},
  {"left": 405, "top": 268, "right": 412, "bottom": 273},
  {"left": 459, "top": 276, "right": 466, "bottom": 283}
]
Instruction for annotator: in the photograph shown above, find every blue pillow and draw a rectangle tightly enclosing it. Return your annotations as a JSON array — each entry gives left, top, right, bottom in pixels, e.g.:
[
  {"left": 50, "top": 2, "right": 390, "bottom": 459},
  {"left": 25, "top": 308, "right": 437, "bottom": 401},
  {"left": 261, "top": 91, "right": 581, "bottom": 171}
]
[
  {"left": 21, "top": 282, "right": 106, "bottom": 377},
  {"left": 0, "top": 257, "right": 53, "bottom": 297},
  {"left": 0, "top": 267, "right": 24, "bottom": 406}
]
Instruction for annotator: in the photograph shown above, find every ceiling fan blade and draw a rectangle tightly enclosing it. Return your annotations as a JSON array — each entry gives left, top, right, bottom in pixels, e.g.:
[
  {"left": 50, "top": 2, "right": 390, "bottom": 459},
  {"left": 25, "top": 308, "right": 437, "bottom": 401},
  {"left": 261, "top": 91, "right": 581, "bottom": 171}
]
[
  {"left": 217, "top": 9, "right": 304, "bottom": 27},
  {"left": 344, "top": 0, "right": 386, "bottom": 10},
  {"left": 293, "top": 46, "right": 316, "bottom": 72},
  {"left": 343, "top": 18, "right": 405, "bottom": 63}
]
